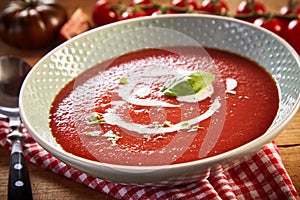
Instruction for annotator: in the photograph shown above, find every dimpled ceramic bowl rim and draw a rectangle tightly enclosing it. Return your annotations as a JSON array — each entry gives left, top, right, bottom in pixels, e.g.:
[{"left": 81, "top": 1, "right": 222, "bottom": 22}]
[{"left": 20, "top": 14, "right": 300, "bottom": 185}]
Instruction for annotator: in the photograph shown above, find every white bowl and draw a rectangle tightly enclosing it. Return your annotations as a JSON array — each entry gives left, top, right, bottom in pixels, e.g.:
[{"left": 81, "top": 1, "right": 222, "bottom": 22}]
[{"left": 20, "top": 14, "right": 300, "bottom": 186}]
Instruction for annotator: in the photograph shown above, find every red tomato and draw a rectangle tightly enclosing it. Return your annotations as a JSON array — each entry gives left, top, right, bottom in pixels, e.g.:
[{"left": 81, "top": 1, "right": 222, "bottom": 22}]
[
  {"left": 59, "top": 8, "right": 90, "bottom": 41},
  {"left": 286, "top": 19, "right": 300, "bottom": 54},
  {"left": 277, "top": 2, "right": 297, "bottom": 41},
  {"left": 278, "top": 18, "right": 293, "bottom": 30},
  {"left": 278, "top": 2, "right": 299, "bottom": 28},
  {"left": 141, "top": 6, "right": 160, "bottom": 16},
  {"left": 171, "top": 0, "right": 186, "bottom": 8},
  {"left": 187, "top": 0, "right": 199, "bottom": 10},
  {"left": 236, "top": 0, "right": 266, "bottom": 15},
  {"left": 119, "top": 8, "right": 148, "bottom": 20},
  {"left": 167, "top": 0, "right": 188, "bottom": 14},
  {"left": 236, "top": 0, "right": 266, "bottom": 22},
  {"left": 130, "top": 0, "right": 160, "bottom": 15},
  {"left": 166, "top": 8, "right": 187, "bottom": 14},
  {"left": 254, "top": 18, "right": 284, "bottom": 37},
  {"left": 236, "top": 0, "right": 266, "bottom": 23},
  {"left": 198, "top": 0, "right": 229, "bottom": 14},
  {"left": 278, "top": 1, "right": 300, "bottom": 32},
  {"left": 280, "top": 0, "right": 300, "bottom": 17},
  {"left": 280, "top": 5, "right": 293, "bottom": 16},
  {"left": 131, "top": 0, "right": 152, "bottom": 6},
  {"left": 296, "top": 6, "right": 300, "bottom": 17},
  {"left": 92, "top": 0, "right": 118, "bottom": 27},
  {"left": 171, "top": 0, "right": 198, "bottom": 9}
]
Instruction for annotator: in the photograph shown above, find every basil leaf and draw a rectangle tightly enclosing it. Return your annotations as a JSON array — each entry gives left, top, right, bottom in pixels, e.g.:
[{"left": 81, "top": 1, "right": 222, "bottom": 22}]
[{"left": 161, "top": 71, "right": 215, "bottom": 97}]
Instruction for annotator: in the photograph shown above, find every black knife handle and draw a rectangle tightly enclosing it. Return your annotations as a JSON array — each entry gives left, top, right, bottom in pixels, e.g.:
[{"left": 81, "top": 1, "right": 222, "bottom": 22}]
[{"left": 8, "top": 146, "right": 33, "bottom": 200}]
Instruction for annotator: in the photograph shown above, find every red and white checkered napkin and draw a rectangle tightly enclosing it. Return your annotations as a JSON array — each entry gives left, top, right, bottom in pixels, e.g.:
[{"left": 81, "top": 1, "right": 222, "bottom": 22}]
[{"left": 0, "top": 119, "right": 299, "bottom": 200}]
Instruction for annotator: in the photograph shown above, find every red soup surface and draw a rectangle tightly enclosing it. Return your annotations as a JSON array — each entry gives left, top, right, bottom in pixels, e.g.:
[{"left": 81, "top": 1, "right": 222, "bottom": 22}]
[{"left": 49, "top": 46, "right": 279, "bottom": 166}]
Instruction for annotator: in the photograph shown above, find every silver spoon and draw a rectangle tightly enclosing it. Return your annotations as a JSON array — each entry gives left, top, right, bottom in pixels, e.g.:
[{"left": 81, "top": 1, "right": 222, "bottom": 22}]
[{"left": 0, "top": 56, "right": 32, "bottom": 200}]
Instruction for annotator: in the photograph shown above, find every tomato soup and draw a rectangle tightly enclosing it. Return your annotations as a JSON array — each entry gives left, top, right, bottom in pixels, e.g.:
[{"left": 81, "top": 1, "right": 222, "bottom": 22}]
[{"left": 49, "top": 46, "right": 279, "bottom": 166}]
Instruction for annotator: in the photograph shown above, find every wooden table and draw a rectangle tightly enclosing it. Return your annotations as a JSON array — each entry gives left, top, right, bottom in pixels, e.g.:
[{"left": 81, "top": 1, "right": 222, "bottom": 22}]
[{"left": 0, "top": 0, "right": 299, "bottom": 199}]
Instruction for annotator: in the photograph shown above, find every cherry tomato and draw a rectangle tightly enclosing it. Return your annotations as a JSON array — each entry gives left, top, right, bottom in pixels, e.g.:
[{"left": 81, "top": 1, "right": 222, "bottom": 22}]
[
  {"left": 278, "top": 18, "right": 293, "bottom": 30},
  {"left": 119, "top": 8, "right": 147, "bottom": 20},
  {"left": 166, "top": 8, "right": 187, "bottom": 14},
  {"left": 171, "top": 0, "right": 186, "bottom": 8},
  {"left": 286, "top": 19, "right": 300, "bottom": 54},
  {"left": 131, "top": 0, "right": 152, "bottom": 5},
  {"left": 296, "top": 7, "right": 300, "bottom": 17},
  {"left": 280, "top": 5, "right": 293, "bottom": 16},
  {"left": 236, "top": 0, "right": 266, "bottom": 15},
  {"left": 142, "top": 5, "right": 161, "bottom": 16},
  {"left": 198, "top": 0, "right": 229, "bottom": 15},
  {"left": 92, "top": 0, "right": 118, "bottom": 27},
  {"left": 280, "top": 0, "right": 299, "bottom": 16},
  {"left": 254, "top": 18, "right": 284, "bottom": 37},
  {"left": 130, "top": 0, "right": 160, "bottom": 15},
  {"left": 235, "top": 0, "right": 266, "bottom": 22},
  {"left": 278, "top": 1, "right": 299, "bottom": 28},
  {"left": 170, "top": 0, "right": 197, "bottom": 9},
  {"left": 187, "top": 0, "right": 199, "bottom": 11},
  {"left": 166, "top": 0, "right": 188, "bottom": 14}
]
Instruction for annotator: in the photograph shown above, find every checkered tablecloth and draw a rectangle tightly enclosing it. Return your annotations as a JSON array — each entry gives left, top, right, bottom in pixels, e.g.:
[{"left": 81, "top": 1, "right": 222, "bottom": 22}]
[{"left": 0, "top": 119, "right": 299, "bottom": 199}]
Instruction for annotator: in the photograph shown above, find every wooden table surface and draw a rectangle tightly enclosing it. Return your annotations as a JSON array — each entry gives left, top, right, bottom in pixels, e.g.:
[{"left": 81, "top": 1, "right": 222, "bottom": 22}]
[{"left": 0, "top": 0, "right": 299, "bottom": 199}]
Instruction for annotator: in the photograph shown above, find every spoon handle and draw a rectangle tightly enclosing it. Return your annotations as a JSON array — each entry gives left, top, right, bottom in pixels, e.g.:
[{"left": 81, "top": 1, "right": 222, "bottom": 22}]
[{"left": 8, "top": 134, "right": 33, "bottom": 200}]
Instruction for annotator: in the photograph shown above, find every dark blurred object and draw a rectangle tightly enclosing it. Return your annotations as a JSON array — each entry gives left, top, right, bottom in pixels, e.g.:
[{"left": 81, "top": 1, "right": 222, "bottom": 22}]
[
  {"left": 0, "top": 0, "right": 67, "bottom": 49},
  {"left": 0, "top": 56, "right": 31, "bottom": 109}
]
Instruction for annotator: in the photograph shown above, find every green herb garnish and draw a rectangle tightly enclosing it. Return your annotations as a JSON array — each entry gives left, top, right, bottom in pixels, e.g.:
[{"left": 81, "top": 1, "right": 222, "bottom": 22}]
[
  {"left": 86, "top": 131, "right": 101, "bottom": 136},
  {"left": 161, "top": 71, "right": 215, "bottom": 97},
  {"left": 163, "top": 120, "right": 173, "bottom": 127},
  {"left": 103, "top": 130, "right": 122, "bottom": 146},
  {"left": 181, "top": 122, "right": 191, "bottom": 129},
  {"left": 152, "top": 121, "right": 160, "bottom": 128},
  {"left": 119, "top": 76, "right": 128, "bottom": 84},
  {"left": 86, "top": 112, "right": 105, "bottom": 125},
  {"left": 188, "top": 125, "right": 204, "bottom": 132}
]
